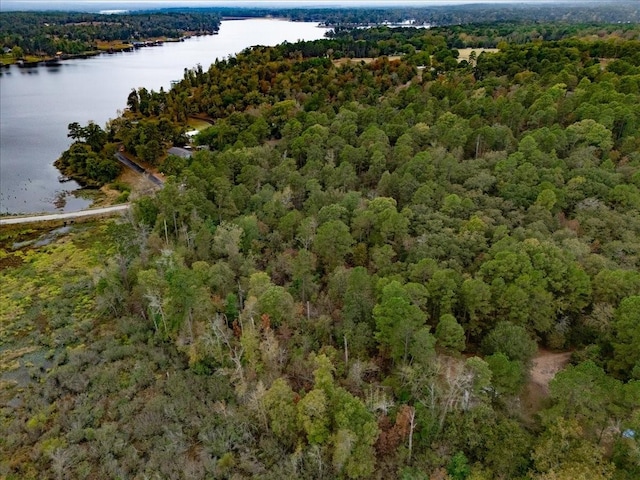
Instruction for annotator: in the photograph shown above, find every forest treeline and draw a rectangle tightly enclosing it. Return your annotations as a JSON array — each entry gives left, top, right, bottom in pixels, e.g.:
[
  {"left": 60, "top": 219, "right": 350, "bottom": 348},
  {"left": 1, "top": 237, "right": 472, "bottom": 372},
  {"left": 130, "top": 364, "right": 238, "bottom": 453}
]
[
  {"left": 160, "top": 3, "right": 640, "bottom": 27},
  {"left": 0, "top": 11, "right": 220, "bottom": 57},
  {"left": 2, "top": 21, "right": 640, "bottom": 480},
  {"left": 3, "top": 1, "right": 640, "bottom": 58}
]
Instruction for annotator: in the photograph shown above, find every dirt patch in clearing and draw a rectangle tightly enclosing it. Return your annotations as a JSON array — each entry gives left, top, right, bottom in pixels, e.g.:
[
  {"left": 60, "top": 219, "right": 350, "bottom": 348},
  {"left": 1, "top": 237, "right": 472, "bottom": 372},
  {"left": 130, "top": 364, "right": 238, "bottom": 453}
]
[
  {"left": 522, "top": 349, "right": 572, "bottom": 415},
  {"left": 598, "top": 58, "right": 615, "bottom": 68},
  {"left": 0, "top": 253, "right": 24, "bottom": 270},
  {"left": 457, "top": 48, "right": 499, "bottom": 63},
  {"left": 333, "top": 55, "right": 403, "bottom": 67},
  {"left": 530, "top": 349, "right": 572, "bottom": 394}
]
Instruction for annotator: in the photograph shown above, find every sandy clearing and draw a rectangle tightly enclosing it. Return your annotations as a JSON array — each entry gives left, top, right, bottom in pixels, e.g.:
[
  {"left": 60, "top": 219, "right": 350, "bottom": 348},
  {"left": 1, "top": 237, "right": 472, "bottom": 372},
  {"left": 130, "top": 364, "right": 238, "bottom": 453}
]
[
  {"left": 522, "top": 349, "right": 572, "bottom": 415},
  {"left": 529, "top": 349, "right": 572, "bottom": 395}
]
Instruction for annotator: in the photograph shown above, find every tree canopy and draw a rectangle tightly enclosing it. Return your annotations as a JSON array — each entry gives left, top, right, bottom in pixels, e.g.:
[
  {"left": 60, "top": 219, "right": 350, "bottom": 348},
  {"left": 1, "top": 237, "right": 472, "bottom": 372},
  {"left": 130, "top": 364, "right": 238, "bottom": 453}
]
[{"left": 3, "top": 14, "right": 640, "bottom": 480}]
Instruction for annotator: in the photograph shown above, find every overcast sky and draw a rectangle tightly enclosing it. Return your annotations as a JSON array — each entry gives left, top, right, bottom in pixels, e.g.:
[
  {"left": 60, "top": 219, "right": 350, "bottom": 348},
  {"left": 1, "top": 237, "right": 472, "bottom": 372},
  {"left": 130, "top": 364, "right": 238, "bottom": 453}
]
[{"left": 1, "top": 0, "right": 594, "bottom": 12}]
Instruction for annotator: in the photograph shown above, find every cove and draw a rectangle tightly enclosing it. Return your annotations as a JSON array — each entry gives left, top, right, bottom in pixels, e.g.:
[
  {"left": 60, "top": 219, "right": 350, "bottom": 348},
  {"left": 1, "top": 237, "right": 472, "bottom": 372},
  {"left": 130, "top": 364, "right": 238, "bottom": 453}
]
[{"left": 0, "top": 19, "right": 328, "bottom": 215}]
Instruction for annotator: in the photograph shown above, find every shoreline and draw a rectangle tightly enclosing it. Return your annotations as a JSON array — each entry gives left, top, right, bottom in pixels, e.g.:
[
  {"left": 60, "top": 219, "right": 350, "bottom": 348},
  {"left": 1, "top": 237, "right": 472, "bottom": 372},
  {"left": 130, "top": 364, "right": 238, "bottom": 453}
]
[
  {"left": 0, "top": 16, "right": 331, "bottom": 70},
  {"left": 1, "top": 18, "right": 328, "bottom": 216},
  {"left": 1, "top": 31, "right": 220, "bottom": 68}
]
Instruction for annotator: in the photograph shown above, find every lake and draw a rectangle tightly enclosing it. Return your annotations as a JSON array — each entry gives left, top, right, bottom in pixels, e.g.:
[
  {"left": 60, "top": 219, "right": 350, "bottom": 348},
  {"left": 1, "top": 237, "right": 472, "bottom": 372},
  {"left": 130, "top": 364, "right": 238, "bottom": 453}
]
[{"left": 0, "top": 19, "right": 328, "bottom": 214}]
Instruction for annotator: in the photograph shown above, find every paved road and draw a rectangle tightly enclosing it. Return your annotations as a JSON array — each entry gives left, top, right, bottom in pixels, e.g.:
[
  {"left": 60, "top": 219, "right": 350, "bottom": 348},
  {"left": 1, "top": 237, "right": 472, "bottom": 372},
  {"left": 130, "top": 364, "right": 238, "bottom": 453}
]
[
  {"left": 0, "top": 204, "right": 130, "bottom": 225},
  {"left": 114, "top": 152, "right": 164, "bottom": 187},
  {"left": 1, "top": 152, "right": 162, "bottom": 226}
]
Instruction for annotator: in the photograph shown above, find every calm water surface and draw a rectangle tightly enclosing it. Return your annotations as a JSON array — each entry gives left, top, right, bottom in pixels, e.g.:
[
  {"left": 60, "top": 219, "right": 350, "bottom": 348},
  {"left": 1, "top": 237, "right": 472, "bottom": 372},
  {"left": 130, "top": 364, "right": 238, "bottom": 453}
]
[{"left": 0, "top": 19, "right": 328, "bottom": 214}]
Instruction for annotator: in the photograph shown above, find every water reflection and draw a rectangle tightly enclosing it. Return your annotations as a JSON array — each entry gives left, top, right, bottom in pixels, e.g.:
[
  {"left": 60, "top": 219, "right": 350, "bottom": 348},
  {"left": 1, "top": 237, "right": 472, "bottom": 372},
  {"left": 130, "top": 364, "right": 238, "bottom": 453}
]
[{"left": 19, "top": 67, "right": 39, "bottom": 75}]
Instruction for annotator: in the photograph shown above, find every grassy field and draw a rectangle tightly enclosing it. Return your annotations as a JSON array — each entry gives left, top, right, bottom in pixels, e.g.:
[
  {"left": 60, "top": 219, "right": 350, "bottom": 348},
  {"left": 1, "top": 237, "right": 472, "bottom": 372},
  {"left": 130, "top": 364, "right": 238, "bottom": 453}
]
[
  {"left": 0, "top": 53, "right": 46, "bottom": 66},
  {"left": 187, "top": 117, "right": 214, "bottom": 130},
  {"left": 456, "top": 47, "right": 500, "bottom": 63},
  {"left": 333, "top": 55, "right": 403, "bottom": 67}
]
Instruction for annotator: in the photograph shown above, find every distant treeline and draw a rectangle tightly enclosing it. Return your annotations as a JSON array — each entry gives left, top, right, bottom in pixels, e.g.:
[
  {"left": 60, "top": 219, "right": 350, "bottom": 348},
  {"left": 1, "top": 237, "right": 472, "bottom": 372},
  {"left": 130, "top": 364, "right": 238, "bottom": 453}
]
[
  {"left": 2, "top": 3, "right": 639, "bottom": 58},
  {"left": 162, "top": 3, "right": 640, "bottom": 26},
  {"left": 281, "top": 22, "right": 640, "bottom": 62},
  {"left": 0, "top": 11, "right": 220, "bottom": 56}
]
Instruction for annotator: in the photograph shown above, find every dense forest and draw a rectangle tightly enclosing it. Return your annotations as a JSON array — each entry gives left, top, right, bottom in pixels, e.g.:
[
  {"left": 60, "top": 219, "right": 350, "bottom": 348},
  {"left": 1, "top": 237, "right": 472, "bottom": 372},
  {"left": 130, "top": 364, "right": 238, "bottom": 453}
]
[{"left": 2, "top": 17, "right": 640, "bottom": 480}]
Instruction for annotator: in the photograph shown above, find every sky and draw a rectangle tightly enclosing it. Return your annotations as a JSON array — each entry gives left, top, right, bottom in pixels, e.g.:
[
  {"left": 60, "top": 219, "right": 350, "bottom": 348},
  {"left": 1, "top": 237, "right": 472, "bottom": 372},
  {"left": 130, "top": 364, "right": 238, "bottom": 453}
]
[{"left": 0, "top": 0, "right": 604, "bottom": 13}]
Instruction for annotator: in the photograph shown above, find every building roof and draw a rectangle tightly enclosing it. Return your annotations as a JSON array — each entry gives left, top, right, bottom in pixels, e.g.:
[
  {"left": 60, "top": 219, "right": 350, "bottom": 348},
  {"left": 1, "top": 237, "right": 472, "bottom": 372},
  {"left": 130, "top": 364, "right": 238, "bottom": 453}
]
[{"left": 168, "top": 147, "right": 192, "bottom": 159}]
